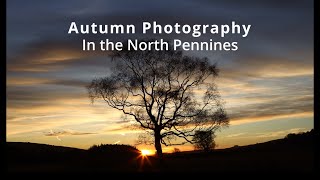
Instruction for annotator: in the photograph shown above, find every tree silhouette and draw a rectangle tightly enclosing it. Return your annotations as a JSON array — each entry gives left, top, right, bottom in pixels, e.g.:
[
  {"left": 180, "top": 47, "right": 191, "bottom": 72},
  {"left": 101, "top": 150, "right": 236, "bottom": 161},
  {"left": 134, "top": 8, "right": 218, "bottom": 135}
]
[
  {"left": 88, "top": 40, "right": 229, "bottom": 159},
  {"left": 193, "top": 130, "right": 216, "bottom": 151}
]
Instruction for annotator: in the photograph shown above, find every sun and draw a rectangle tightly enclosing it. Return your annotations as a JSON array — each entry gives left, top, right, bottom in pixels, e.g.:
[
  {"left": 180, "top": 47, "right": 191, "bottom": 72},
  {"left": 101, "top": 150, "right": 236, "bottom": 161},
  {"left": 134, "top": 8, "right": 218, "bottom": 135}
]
[{"left": 141, "top": 149, "right": 153, "bottom": 156}]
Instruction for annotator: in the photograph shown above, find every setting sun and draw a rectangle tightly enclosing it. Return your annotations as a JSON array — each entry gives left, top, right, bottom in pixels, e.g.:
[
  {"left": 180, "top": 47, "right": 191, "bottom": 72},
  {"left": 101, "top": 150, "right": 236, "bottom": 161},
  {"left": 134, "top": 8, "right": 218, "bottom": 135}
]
[{"left": 141, "top": 149, "right": 153, "bottom": 156}]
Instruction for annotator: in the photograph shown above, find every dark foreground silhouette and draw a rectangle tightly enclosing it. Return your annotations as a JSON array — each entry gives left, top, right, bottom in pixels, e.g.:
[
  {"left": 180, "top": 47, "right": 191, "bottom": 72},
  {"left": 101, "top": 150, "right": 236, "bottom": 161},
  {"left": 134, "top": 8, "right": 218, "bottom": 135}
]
[{"left": 7, "top": 130, "right": 314, "bottom": 173}]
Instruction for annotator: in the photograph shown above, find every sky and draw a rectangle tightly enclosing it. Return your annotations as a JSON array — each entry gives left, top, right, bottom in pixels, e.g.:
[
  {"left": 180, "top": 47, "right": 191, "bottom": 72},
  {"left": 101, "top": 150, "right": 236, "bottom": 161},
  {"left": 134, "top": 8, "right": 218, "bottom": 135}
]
[{"left": 6, "top": 0, "right": 314, "bottom": 153}]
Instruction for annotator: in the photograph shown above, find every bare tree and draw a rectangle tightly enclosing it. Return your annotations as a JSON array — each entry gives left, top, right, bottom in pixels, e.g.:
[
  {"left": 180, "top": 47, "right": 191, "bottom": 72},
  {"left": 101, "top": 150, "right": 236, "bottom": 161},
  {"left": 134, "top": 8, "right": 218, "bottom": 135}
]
[
  {"left": 88, "top": 40, "right": 229, "bottom": 159},
  {"left": 193, "top": 130, "right": 216, "bottom": 151}
]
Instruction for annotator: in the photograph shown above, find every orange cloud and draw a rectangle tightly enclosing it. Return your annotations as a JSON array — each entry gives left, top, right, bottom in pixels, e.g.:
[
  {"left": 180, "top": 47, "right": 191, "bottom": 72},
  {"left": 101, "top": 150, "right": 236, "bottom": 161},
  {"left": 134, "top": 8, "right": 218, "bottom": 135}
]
[
  {"left": 7, "top": 43, "right": 109, "bottom": 72},
  {"left": 229, "top": 111, "right": 313, "bottom": 125}
]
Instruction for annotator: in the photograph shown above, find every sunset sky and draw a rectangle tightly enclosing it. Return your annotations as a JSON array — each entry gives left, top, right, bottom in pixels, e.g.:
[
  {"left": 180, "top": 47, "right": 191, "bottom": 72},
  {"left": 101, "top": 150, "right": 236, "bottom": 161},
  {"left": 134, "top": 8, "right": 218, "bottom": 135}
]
[{"left": 7, "top": 0, "right": 313, "bottom": 153}]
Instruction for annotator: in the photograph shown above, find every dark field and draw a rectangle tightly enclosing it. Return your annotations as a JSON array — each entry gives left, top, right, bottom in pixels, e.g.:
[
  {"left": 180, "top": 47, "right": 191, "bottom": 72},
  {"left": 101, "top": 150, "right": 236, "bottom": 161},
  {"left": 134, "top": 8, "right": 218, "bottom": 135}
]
[{"left": 7, "top": 130, "right": 315, "bottom": 173}]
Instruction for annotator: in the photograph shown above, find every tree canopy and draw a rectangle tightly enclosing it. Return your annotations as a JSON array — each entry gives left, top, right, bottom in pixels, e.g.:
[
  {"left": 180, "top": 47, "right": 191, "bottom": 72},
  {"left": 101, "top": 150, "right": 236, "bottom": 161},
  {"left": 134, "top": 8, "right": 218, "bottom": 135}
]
[{"left": 88, "top": 40, "right": 229, "bottom": 158}]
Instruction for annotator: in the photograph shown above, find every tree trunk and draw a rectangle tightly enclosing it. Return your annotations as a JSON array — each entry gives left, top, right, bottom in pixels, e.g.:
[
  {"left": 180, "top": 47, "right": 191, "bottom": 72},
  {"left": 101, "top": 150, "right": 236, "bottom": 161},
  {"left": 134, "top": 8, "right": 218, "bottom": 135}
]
[{"left": 154, "top": 129, "right": 163, "bottom": 160}]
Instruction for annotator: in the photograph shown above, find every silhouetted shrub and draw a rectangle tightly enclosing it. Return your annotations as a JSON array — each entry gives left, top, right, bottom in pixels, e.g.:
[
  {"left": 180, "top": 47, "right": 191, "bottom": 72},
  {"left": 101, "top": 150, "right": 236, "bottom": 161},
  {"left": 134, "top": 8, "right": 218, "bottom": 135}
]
[
  {"left": 173, "top": 148, "right": 181, "bottom": 153},
  {"left": 232, "top": 145, "right": 240, "bottom": 149},
  {"left": 88, "top": 144, "right": 140, "bottom": 155},
  {"left": 285, "top": 129, "right": 314, "bottom": 139},
  {"left": 193, "top": 130, "right": 216, "bottom": 152},
  {"left": 285, "top": 133, "right": 297, "bottom": 139}
]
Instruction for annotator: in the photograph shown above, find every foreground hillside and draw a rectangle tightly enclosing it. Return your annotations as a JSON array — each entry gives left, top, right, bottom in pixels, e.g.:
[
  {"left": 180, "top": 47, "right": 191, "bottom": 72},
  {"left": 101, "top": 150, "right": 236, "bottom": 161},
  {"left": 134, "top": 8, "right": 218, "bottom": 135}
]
[{"left": 7, "top": 130, "right": 315, "bottom": 173}]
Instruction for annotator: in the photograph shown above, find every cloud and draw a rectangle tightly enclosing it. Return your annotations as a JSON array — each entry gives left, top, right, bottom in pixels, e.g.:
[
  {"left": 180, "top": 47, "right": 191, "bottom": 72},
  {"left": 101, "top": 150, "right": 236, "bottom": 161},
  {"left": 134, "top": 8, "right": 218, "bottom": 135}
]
[
  {"left": 220, "top": 54, "right": 313, "bottom": 80},
  {"left": 7, "top": 77, "right": 51, "bottom": 86},
  {"left": 7, "top": 42, "right": 110, "bottom": 73},
  {"left": 228, "top": 94, "right": 313, "bottom": 122},
  {"left": 226, "top": 133, "right": 246, "bottom": 138},
  {"left": 7, "top": 77, "right": 89, "bottom": 87},
  {"left": 256, "top": 128, "right": 306, "bottom": 138},
  {"left": 43, "top": 129, "right": 96, "bottom": 141},
  {"left": 44, "top": 129, "right": 96, "bottom": 136},
  {"left": 103, "top": 125, "right": 146, "bottom": 135},
  {"left": 229, "top": 112, "right": 312, "bottom": 126},
  {"left": 6, "top": 80, "right": 89, "bottom": 104},
  {"left": 217, "top": 72, "right": 313, "bottom": 125}
]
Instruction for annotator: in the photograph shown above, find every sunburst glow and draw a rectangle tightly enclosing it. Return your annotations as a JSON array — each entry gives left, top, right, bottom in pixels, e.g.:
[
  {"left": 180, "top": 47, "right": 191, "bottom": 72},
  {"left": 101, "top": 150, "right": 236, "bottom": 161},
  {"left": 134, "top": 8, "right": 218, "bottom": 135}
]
[{"left": 141, "top": 149, "right": 153, "bottom": 156}]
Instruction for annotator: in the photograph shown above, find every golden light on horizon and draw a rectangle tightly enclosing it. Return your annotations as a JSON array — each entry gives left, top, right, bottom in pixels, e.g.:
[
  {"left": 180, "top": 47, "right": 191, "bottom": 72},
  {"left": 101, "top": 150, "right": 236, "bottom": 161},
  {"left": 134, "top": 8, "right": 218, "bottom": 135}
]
[{"left": 140, "top": 149, "right": 153, "bottom": 156}]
